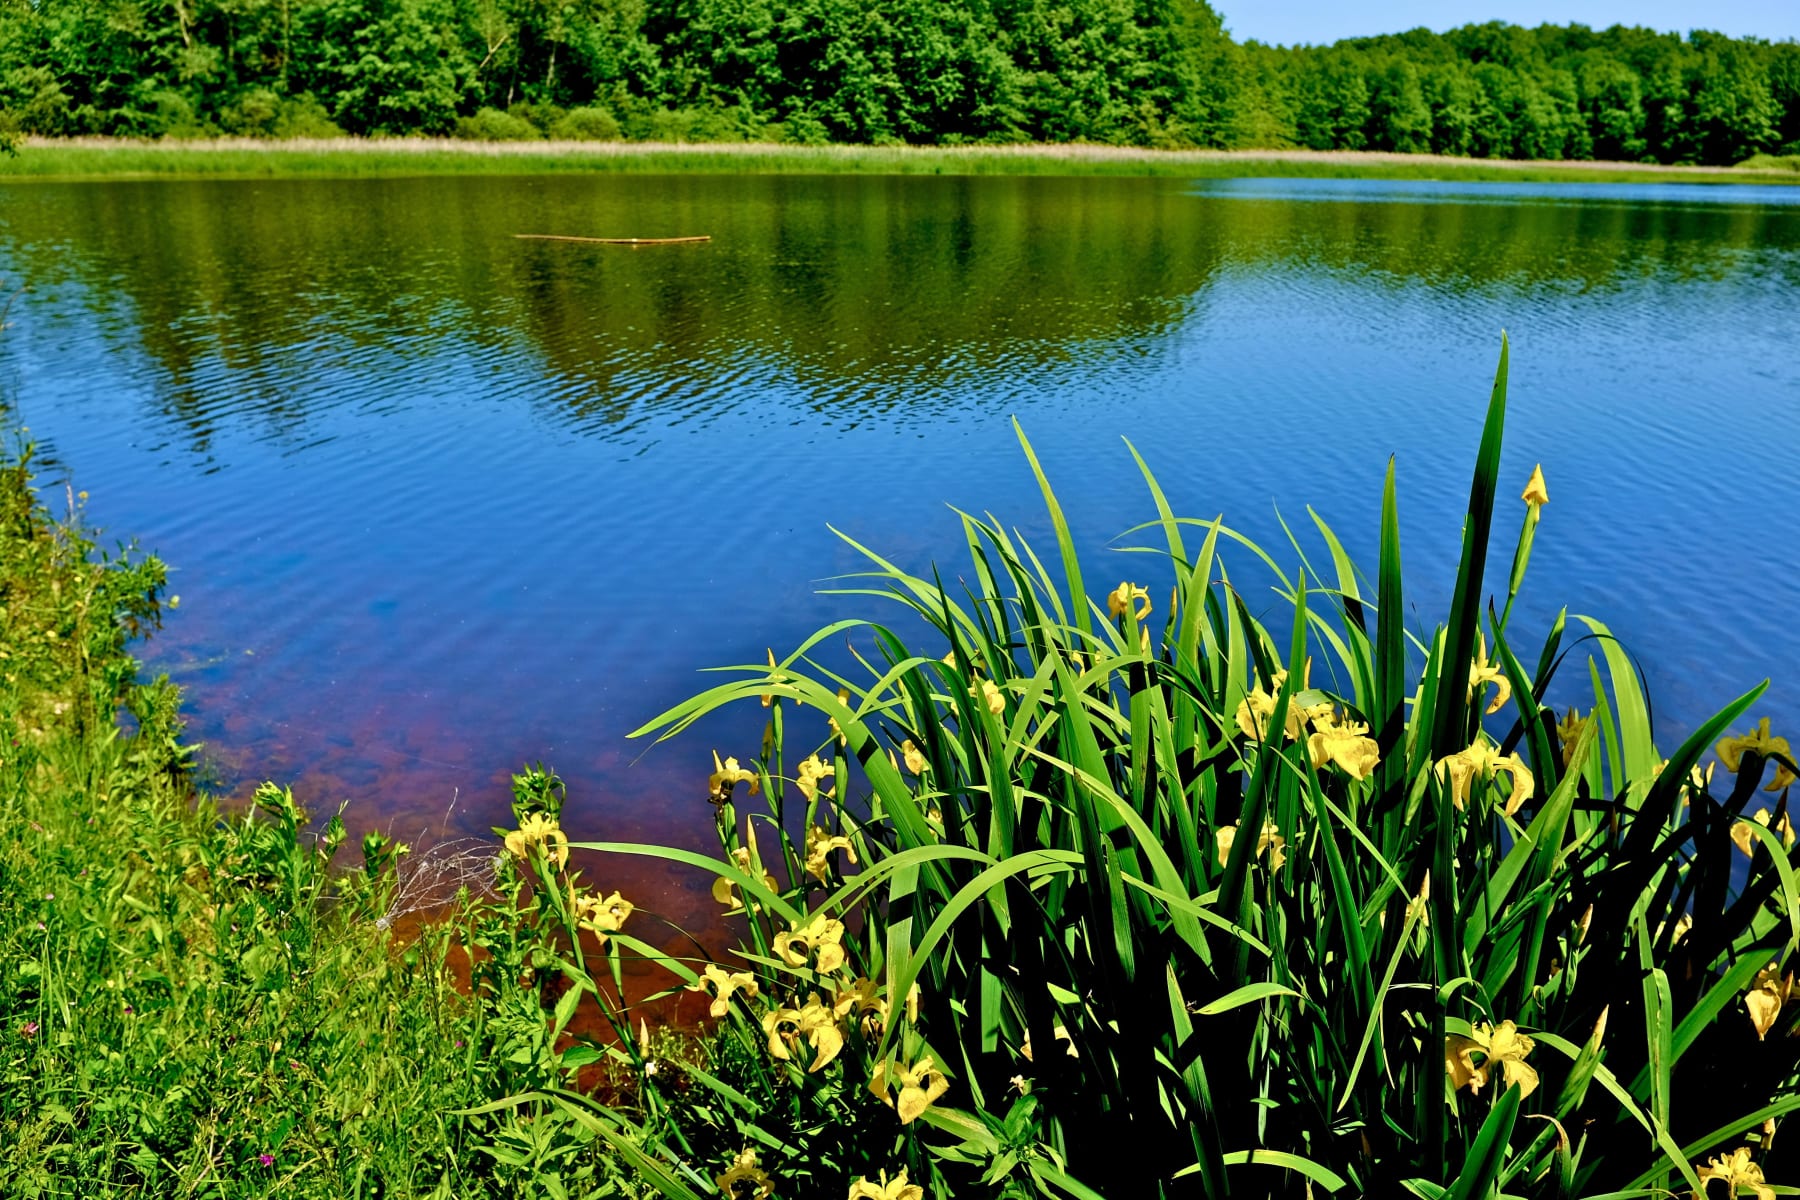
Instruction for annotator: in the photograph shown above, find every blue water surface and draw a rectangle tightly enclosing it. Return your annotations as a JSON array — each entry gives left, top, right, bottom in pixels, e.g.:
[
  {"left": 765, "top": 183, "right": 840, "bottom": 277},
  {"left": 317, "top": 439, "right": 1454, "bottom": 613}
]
[{"left": 1, "top": 172, "right": 1795, "bottom": 922}]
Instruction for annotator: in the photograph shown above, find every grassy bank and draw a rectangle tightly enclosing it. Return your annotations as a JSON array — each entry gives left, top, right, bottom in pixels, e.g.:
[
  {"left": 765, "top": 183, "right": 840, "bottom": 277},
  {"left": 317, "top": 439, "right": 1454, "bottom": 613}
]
[
  {"left": 0, "top": 447, "right": 650, "bottom": 1198},
  {"left": 5, "top": 137, "right": 1800, "bottom": 184}
]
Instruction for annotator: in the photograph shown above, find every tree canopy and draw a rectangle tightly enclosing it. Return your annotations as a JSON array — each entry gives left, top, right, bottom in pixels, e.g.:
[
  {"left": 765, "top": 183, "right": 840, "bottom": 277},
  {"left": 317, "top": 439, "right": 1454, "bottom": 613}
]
[{"left": 0, "top": 0, "right": 1795, "bottom": 163}]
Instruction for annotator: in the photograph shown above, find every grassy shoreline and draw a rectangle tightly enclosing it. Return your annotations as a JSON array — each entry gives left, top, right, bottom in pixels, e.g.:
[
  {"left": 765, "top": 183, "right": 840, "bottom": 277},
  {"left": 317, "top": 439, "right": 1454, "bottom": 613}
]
[
  {"left": 6, "top": 136, "right": 1800, "bottom": 184},
  {"left": 0, "top": 449, "right": 606, "bottom": 1197}
]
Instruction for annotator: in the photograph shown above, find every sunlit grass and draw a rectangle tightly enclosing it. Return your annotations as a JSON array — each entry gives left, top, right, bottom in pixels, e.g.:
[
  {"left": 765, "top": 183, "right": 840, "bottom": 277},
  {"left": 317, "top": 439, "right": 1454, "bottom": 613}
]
[{"left": 5, "top": 137, "right": 1799, "bottom": 185}]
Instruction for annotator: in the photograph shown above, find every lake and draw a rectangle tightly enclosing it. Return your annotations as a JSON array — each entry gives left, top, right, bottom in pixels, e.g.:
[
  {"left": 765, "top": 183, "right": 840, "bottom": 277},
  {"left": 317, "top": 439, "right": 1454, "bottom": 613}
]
[{"left": 2, "top": 172, "right": 1797, "bottom": 929}]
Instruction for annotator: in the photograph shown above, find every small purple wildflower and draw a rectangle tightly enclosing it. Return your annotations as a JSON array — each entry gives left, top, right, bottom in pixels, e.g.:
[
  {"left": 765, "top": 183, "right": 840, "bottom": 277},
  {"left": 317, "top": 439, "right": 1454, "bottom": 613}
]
[
  {"left": 122, "top": 1005, "right": 134, "bottom": 1015},
  {"left": 44, "top": 893, "right": 53, "bottom": 901},
  {"left": 258, "top": 1153, "right": 274, "bottom": 1168},
  {"left": 20, "top": 1022, "right": 39, "bottom": 1037},
  {"left": 454, "top": 1039, "right": 466, "bottom": 1049}
]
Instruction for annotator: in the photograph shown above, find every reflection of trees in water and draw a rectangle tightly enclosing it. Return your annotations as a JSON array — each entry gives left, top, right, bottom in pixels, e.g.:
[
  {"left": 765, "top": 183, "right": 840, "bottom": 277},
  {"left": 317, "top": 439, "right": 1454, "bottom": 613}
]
[
  {"left": 2, "top": 175, "right": 1796, "bottom": 454},
  {"left": 1213, "top": 190, "right": 1800, "bottom": 292},
  {"left": 500, "top": 177, "right": 1228, "bottom": 431}
]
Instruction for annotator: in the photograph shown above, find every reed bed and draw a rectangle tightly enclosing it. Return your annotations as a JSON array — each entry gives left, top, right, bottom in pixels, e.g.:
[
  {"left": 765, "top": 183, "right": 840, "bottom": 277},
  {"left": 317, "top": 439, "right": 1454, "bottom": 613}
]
[{"left": 6, "top": 138, "right": 1797, "bottom": 184}]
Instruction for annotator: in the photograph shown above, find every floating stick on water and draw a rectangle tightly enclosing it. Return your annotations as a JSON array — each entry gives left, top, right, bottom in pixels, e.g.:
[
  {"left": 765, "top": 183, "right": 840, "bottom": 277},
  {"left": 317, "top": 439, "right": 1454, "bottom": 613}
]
[{"left": 513, "top": 234, "right": 711, "bottom": 246}]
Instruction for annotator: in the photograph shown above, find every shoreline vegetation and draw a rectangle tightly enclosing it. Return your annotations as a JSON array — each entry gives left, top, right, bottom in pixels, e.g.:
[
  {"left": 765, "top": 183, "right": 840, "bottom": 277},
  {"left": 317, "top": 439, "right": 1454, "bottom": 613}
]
[
  {"left": 10, "top": 340, "right": 1800, "bottom": 1196},
  {"left": 3, "top": 8, "right": 1797, "bottom": 167},
  {"left": 0, "top": 448, "right": 500, "bottom": 1195},
  {"left": 6, "top": 137, "right": 1800, "bottom": 183}
]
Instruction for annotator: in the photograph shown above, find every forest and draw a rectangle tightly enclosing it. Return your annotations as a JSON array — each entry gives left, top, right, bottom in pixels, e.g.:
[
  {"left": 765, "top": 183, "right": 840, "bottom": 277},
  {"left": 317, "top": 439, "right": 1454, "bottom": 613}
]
[{"left": 0, "top": 0, "right": 1796, "bottom": 164}]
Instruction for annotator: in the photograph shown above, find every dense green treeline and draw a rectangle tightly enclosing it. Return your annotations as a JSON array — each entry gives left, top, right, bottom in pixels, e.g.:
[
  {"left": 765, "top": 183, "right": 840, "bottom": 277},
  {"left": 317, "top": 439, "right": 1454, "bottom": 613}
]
[
  {"left": 0, "top": 0, "right": 1797, "bottom": 163},
  {"left": 0, "top": 0, "right": 1233, "bottom": 145},
  {"left": 1231, "top": 23, "right": 1800, "bottom": 165}
]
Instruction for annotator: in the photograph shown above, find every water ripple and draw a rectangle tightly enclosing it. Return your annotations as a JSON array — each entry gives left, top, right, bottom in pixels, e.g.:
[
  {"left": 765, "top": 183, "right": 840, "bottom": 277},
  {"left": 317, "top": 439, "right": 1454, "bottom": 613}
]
[{"left": 0, "top": 173, "right": 1795, "bottom": 841}]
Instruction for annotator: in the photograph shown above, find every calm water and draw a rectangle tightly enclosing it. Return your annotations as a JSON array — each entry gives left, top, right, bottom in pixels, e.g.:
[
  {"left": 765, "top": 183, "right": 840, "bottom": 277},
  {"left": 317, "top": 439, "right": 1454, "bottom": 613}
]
[{"left": 2, "top": 173, "right": 1798, "bottom": 926}]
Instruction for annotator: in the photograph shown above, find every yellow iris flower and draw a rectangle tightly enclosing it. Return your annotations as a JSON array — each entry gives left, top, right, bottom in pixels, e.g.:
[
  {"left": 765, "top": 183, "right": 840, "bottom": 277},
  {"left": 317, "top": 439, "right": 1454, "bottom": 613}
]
[
  {"left": 1106, "top": 581, "right": 1151, "bottom": 621},
  {"left": 504, "top": 813, "right": 568, "bottom": 869},
  {"left": 688, "top": 963, "right": 760, "bottom": 1019},
  {"left": 714, "top": 824, "right": 780, "bottom": 912},
  {"left": 760, "top": 649, "right": 778, "bottom": 708},
  {"left": 847, "top": 1169, "right": 925, "bottom": 1200},
  {"left": 1436, "top": 737, "right": 1534, "bottom": 818},
  {"left": 803, "top": 825, "right": 858, "bottom": 882},
  {"left": 1216, "top": 819, "right": 1289, "bottom": 870},
  {"left": 1445, "top": 1019, "right": 1538, "bottom": 1099},
  {"left": 775, "top": 910, "right": 847, "bottom": 974},
  {"left": 1466, "top": 634, "right": 1513, "bottom": 716},
  {"left": 571, "top": 888, "right": 632, "bottom": 943},
  {"left": 716, "top": 1148, "right": 776, "bottom": 1200},
  {"left": 901, "top": 738, "right": 927, "bottom": 775},
  {"left": 795, "top": 753, "right": 835, "bottom": 803},
  {"left": 708, "top": 751, "right": 759, "bottom": 805},
  {"left": 1732, "top": 809, "right": 1797, "bottom": 859},
  {"left": 970, "top": 677, "right": 1005, "bottom": 717},
  {"left": 833, "top": 976, "right": 890, "bottom": 1034},
  {"left": 1747, "top": 964, "right": 1797, "bottom": 1041},
  {"left": 1693, "top": 1146, "right": 1774, "bottom": 1200},
  {"left": 1521, "top": 464, "right": 1549, "bottom": 510},
  {"left": 762, "top": 993, "right": 844, "bottom": 1071},
  {"left": 828, "top": 687, "right": 851, "bottom": 745},
  {"left": 1555, "top": 708, "right": 1589, "bottom": 768},
  {"left": 870, "top": 1056, "right": 951, "bottom": 1123},
  {"left": 1719, "top": 719, "right": 1799, "bottom": 792},
  {"left": 1307, "top": 709, "right": 1381, "bottom": 780},
  {"left": 1234, "top": 668, "right": 1332, "bottom": 742}
]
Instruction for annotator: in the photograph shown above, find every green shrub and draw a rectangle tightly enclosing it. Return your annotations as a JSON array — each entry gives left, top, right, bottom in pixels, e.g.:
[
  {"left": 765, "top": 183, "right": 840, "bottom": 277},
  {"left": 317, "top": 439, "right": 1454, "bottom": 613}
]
[
  {"left": 778, "top": 111, "right": 833, "bottom": 146},
  {"left": 220, "top": 88, "right": 345, "bottom": 140},
  {"left": 129, "top": 88, "right": 212, "bottom": 139},
  {"left": 491, "top": 341, "right": 1800, "bottom": 1197},
  {"left": 506, "top": 102, "right": 567, "bottom": 135},
  {"left": 1740, "top": 153, "right": 1800, "bottom": 173},
  {"left": 623, "top": 105, "right": 756, "bottom": 143},
  {"left": 548, "top": 106, "right": 623, "bottom": 142},
  {"left": 454, "top": 107, "right": 543, "bottom": 142},
  {"left": 272, "top": 94, "right": 346, "bottom": 139},
  {"left": 1, "top": 66, "right": 73, "bottom": 136},
  {"left": 220, "top": 87, "right": 284, "bottom": 136}
]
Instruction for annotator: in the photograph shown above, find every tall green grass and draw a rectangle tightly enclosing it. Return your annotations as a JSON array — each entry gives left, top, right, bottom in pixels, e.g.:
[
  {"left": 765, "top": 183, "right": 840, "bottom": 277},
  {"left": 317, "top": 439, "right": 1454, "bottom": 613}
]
[
  {"left": 4, "top": 140, "right": 1797, "bottom": 185},
  {"left": 0, "top": 445, "right": 642, "bottom": 1198},
  {"left": 488, "top": 340, "right": 1800, "bottom": 1197}
]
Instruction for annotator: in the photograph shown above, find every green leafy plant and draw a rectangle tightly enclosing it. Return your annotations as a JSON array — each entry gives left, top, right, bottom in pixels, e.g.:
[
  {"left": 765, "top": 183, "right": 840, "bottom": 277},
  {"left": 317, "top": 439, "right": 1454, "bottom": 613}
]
[{"left": 502, "top": 340, "right": 1800, "bottom": 1197}]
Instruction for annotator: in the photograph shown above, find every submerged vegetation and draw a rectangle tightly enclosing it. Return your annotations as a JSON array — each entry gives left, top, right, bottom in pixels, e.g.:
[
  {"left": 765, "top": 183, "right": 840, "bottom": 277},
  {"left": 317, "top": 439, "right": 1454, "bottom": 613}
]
[{"left": 8, "top": 340, "right": 1800, "bottom": 1195}]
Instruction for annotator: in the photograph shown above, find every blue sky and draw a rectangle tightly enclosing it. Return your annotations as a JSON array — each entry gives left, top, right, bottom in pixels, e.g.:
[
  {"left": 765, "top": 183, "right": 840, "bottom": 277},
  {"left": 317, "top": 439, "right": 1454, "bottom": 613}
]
[{"left": 1220, "top": 2, "right": 1800, "bottom": 46}]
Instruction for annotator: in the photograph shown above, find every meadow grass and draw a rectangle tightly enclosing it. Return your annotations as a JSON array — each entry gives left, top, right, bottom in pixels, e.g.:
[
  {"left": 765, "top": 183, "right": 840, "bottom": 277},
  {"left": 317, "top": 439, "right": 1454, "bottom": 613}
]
[{"left": 4, "top": 137, "right": 1799, "bottom": 185}]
